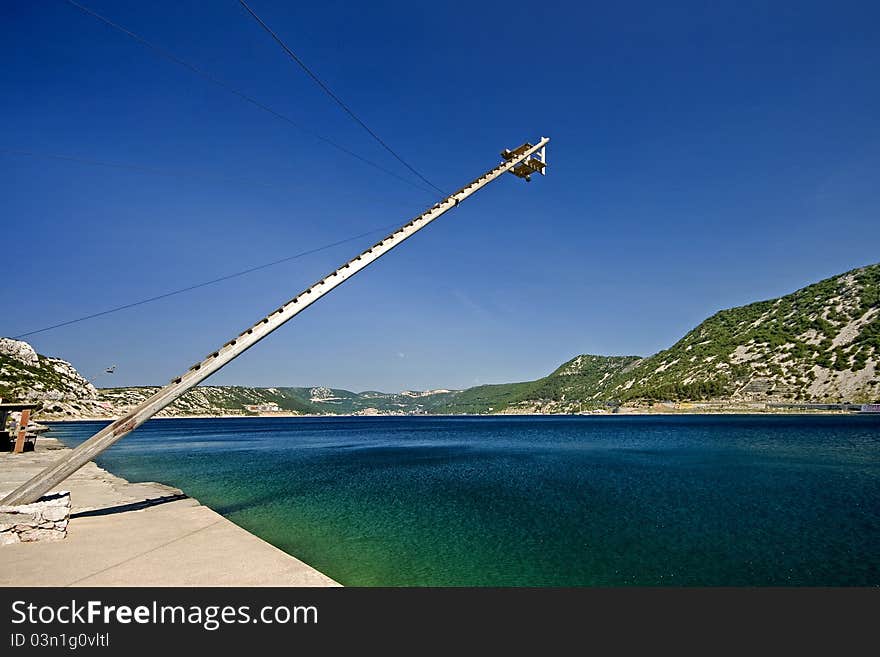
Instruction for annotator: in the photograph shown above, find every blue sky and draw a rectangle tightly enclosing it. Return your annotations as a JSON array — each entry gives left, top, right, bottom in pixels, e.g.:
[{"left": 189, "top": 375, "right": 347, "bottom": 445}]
[{"left": 2, "top": 1, "right": 879, "bottom": 391}]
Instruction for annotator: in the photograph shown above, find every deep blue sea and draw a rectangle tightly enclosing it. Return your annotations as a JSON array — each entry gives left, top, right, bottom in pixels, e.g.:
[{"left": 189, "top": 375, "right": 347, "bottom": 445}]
[{"left": 50, "top": 415, "right": 880, "bottom": 586}]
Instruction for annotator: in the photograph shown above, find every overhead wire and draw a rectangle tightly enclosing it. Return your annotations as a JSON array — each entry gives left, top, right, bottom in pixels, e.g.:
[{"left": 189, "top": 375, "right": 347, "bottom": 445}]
[
  {"left": 62, "top": 0, "right": 438, "bottom": 196},
  {"left": 237, "top": 0, "right": 448, "bottom": 197},
  {"left": 14, "top": 1, "right": 453, "bottom": 339},
  {"left": 12, "top": 222, "right": 402, "bottom": 339}
]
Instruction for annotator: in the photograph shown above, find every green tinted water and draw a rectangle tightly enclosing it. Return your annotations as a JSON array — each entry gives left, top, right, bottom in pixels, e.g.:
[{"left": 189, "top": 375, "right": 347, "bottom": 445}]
[{"left": 52, "top": 415, "right": 880, "bottom": 585}]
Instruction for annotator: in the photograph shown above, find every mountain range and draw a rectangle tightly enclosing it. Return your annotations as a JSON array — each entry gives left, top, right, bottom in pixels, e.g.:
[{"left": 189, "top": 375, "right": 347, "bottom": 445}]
[{"left": 1, "top": 263, "right": 877, "bottom": 418}]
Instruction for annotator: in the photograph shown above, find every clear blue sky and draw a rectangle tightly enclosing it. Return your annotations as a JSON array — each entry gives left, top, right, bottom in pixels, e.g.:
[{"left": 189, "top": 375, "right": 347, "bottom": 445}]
[{"left": 2, "top": 1, "right": 879, "bottom": 391}]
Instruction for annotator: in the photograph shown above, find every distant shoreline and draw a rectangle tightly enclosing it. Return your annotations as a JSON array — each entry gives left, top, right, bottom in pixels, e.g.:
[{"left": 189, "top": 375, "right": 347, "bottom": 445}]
[{"left": 42, "top": 409, "right": 874, "bottom": 423}]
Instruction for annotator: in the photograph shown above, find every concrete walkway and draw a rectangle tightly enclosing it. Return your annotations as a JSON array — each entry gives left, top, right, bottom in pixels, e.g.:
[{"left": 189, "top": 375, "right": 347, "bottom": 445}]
[{"left": 0, "top": 438, "right": 338, "bottom": 586}]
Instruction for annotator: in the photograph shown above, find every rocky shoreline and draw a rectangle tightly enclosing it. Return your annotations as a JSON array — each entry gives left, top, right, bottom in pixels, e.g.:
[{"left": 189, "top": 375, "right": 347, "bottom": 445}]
[{"left": 39, "top": 406, "right": 867, "bottom": 423}]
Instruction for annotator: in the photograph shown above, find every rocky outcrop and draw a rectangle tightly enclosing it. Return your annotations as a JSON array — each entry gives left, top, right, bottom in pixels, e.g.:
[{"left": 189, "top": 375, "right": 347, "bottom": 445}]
[
  {"left": 0, "top": 338, "right": 39, "bottom": 367},
  {"left": 0, "top": 337, "right": 103, "bottom": 417}
]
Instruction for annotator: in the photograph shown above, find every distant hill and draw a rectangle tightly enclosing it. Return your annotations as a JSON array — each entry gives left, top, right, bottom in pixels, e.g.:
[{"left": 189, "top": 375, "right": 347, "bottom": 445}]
[
  {"left": 602, "top": 262, "right": 879, "bottom": 405},
  {"left": 99, "top": 385, "right": 458, "bottom": 417},
  {"left": 3, "top": 262, "right": 877, "bottom": 418},
  {"left": 462, "top": 263, "right": 879, "bottom": 411},
  {"left": 435, "top": 355, "right": 642, "bottom": 414}
]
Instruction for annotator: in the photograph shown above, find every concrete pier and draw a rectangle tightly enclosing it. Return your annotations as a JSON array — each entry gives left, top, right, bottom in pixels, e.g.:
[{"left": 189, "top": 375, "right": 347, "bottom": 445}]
[{"left": 0, "top": 438, "right": 339, "bottom": 587}]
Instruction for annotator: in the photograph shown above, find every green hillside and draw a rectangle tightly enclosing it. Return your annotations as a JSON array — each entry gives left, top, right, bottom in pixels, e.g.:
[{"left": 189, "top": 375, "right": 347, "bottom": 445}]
[
  {"left": 602, "top": 263, "right": 880, "bottom": 404},
  {"left": 471, "top": 263, "right": 879, "bottom": 411},
  {"left": 437, "top": 355, "right": 643, "bottom": 414}
]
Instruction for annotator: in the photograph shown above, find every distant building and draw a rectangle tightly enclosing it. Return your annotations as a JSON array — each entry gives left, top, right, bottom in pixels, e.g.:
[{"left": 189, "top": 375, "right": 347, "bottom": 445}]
[{"left": 245, "top": 403, "right": 282, "bottom": 413}]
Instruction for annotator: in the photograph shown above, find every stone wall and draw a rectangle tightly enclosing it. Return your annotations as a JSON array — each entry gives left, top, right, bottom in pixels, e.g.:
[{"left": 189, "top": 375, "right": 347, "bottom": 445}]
[{"left": 0, "top": 491, "right": 71, "bottom": 545}]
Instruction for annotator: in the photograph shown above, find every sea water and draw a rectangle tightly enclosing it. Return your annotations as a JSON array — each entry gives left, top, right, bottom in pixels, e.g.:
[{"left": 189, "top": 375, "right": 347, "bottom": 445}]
[{"left": 51, "top": 415, "right": 880, "bottom": 586}]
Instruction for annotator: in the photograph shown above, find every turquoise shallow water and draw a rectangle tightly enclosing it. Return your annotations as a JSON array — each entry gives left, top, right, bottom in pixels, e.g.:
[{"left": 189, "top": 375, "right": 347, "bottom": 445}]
[{"left": 50, "top": 415, "right": 879, "bottom": 586}]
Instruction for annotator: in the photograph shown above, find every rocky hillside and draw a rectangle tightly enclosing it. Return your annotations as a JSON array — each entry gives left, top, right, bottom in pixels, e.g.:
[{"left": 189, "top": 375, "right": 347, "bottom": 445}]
[
  {"left": 478, "top": 263, "right": 879, "bottom": 411},
  {"left": 3, "top": 262, "right": 878, "bottom": 418},
  {"left": 100, "top": 385, "right": 458, "bottom": 417},
  {"left": 0, "top": 338, "right": 105, "bottom": 416},
  {"left": 1, "top": 338, "right": 459, "bottom": 419},
  {"left": 602, "top": 263, "right": 880, "bottom": 404}
]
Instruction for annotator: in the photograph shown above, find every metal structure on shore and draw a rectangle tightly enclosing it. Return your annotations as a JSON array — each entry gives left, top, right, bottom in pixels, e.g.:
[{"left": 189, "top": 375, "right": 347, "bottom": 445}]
[{"left": 1, "top": 137, "right": 549, "bottom": 506}]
